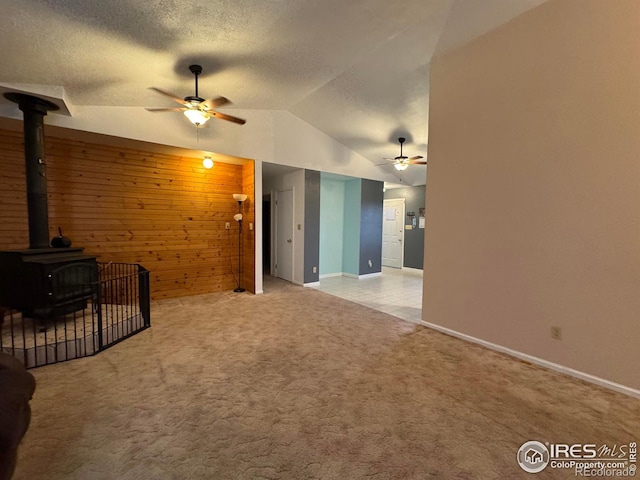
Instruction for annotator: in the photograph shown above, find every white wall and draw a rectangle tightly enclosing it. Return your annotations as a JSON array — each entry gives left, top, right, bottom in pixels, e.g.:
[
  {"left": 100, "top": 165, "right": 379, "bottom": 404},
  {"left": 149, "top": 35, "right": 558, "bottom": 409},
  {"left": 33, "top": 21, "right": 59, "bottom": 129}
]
[
  {"left": 253, "top": 160, "right": 263, "bottom": 294},
  {"left": 0, "top": 102, "right": 398, "bottom": 184},
  {"left": 424, "top": 0, "right": 640, "bottom": 393}
]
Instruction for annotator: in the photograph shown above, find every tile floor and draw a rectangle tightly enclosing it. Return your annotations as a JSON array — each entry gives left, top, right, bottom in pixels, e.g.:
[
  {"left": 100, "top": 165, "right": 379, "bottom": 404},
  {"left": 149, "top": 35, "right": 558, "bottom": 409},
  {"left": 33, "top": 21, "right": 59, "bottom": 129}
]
[{"left": 312, "top": 267, "right": 423, "bottom": 323}]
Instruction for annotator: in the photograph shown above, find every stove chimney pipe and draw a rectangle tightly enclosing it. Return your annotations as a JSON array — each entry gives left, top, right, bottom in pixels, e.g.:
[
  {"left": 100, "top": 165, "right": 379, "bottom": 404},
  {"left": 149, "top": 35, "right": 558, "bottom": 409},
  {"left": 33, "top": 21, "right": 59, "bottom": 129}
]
[{"left": 4, "top": 92, "right": 59, "bottom": 249}]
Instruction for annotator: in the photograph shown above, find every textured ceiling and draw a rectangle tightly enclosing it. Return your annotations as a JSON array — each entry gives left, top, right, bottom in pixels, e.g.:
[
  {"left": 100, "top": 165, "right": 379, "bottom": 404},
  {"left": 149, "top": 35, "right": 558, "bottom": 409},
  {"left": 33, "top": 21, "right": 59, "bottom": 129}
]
[{"left": 0, "top": 0, "right": 546, "bottom": 185}]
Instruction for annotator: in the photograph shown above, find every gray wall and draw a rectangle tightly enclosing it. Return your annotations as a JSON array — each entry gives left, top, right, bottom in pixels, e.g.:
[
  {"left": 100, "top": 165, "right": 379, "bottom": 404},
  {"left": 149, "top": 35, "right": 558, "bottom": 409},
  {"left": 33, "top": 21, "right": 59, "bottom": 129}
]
[
  {"left": 384, "top": 186, "right": 426, "bottom": 269},
  {"left": 359, "top": 179, "right": 384, "bottom": 275},
  {"left": 304, "top": 170, "right": 321, "bottom": 284}
]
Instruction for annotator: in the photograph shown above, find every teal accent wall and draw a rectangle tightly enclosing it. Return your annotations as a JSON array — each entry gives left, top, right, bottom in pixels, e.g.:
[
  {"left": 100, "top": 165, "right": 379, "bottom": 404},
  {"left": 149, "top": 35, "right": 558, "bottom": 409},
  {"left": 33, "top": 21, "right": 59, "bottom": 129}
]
[
  {"left": 319, "top": 178, "right": 345, "bottom": 275},
  {"left": 342, "top": 179, "right": 361, "bottom": 275}
]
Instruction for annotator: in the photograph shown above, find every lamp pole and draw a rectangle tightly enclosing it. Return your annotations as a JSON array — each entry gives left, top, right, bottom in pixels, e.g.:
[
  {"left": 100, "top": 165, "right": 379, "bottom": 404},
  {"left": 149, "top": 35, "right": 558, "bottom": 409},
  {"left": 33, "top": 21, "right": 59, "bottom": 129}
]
[
  {"left": 235, "top": 212, "right": 244, "bottom": 293},
  {"left": 232, "top": 194, "right": 247, "bottom": 292}
]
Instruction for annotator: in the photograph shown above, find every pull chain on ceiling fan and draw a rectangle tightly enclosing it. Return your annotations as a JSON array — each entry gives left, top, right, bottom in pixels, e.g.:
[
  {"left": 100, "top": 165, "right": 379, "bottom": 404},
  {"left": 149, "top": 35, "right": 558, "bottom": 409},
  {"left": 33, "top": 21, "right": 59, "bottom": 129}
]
[
  {"left": 146, "top": 64, "right": 246, "bottom": 127},
  {"left": 377, "top": 137, "right": 426, "bottom": 171}
]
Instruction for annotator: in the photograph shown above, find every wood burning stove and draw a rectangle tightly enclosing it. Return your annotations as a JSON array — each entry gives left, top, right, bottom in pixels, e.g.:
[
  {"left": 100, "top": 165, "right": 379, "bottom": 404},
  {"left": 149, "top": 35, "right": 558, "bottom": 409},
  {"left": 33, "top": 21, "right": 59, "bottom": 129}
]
[
  {"left": 0, "top": 92, "right": 97, "bottom": 320},
  {"left": 0, "top": 249, "right": 97, "bottom": 319}
]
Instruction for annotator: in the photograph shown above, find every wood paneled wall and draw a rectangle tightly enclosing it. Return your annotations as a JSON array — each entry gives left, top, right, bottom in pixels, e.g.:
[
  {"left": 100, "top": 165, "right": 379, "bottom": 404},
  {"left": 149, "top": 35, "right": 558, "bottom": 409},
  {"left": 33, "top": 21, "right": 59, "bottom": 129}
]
[{"left": 0, "top": 125, "right": 255, "bottom": 299}]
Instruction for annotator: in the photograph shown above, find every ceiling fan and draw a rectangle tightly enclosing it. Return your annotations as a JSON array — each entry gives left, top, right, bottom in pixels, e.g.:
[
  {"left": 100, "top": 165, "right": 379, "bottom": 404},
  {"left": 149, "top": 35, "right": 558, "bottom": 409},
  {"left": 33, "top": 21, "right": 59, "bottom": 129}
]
[
  {"left": 146, "top": 64, "right": 246, "bottom": 127},
  {"left": 379, "top": 137, "right": 426, "bottom": 171}
]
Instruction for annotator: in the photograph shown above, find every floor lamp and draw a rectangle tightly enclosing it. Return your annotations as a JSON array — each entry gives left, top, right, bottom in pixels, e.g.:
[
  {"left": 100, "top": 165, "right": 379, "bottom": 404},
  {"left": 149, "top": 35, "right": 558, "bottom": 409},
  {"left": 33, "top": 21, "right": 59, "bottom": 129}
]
[{"left": 232, "top": 194, "right": 247, "bottom": 292}]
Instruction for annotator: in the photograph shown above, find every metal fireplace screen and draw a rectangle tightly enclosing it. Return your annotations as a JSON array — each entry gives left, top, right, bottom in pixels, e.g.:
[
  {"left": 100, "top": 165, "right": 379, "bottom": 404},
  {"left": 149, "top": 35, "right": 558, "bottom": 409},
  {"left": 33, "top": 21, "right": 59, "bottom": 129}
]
[{"left": 0, "top": 262, "right": 150, "bottom": 368}]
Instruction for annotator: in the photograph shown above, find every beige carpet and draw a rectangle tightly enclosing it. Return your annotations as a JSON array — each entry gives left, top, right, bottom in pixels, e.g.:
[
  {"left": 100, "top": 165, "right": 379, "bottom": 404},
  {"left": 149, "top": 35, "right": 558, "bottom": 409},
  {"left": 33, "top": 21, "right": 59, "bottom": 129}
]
[{"left": 14, "top": 277, "right": 639, "bottom": 479}]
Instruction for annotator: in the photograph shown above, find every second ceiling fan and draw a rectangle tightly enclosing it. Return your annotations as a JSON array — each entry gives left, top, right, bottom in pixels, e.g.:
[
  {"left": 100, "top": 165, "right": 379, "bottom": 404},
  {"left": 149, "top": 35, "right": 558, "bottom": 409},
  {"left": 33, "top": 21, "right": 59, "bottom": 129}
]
[
  {"left": 379, "top": 137, "right": 426, "bottom": 171},
  {"left": 146, "top": 64, "right": 246, "bottom": 127}
]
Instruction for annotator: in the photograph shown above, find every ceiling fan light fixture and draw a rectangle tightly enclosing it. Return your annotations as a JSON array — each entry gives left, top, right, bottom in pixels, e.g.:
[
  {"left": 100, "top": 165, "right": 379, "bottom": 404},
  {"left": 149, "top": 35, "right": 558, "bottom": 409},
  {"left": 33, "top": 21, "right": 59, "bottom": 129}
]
[
  {"left": 184, "top": 108, "right": 209, "bottom": 127},
  {"left": 394, "top": 162, "right": 408, "bottom": 171},
  {"left": 148, "top": 65, "right": 246, "bottom": 127}
]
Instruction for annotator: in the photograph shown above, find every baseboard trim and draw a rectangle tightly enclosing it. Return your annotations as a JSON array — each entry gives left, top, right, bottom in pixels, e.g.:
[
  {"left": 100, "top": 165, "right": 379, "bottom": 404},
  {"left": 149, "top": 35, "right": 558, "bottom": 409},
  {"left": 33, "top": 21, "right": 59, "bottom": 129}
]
[
  {"left": 358, "top": 272, "right": 382, "bottom": 279},
  {"left": 303, "top": 281, "right": 320, "bottom": 288},
  {"left": 343, "top": 272, "right": 383, "bottom": 279},
  {"left": 401, "top": 267, "right": 423, "bottom": 275},
  {"left": 419, "top": 320, "right": 640, "bottom": 399},
  {"left": 319, "top": 272, "right": 343, "bottom": 279}
]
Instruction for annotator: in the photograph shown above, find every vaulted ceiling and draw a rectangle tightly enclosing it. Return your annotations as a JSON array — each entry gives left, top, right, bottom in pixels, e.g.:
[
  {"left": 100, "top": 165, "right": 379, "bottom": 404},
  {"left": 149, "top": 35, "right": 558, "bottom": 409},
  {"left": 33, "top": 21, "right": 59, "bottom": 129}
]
[{"left": 0, "top": 0, "right": 546, "bottom": 186}]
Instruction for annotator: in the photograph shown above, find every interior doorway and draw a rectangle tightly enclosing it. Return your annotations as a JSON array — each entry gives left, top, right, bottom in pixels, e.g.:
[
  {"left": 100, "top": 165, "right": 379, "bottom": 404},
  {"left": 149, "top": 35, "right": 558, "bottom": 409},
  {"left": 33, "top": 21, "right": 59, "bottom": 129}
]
[
  {"left": 262, "top": 195, "right": 271, "bottom": 273},
  {"left": 275, "top": 188, "right": 294, "bottom": 282},
  {"left": 382, "top": 198, "right": 405, "bottom": 268}
]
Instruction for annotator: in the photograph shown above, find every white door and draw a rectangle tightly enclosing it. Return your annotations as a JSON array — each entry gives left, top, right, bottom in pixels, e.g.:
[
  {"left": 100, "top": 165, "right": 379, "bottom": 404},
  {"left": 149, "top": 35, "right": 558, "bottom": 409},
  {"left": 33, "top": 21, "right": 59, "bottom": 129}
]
[
  {"left": 275, "top": 189, "right": 294, "bottom": 282},
  {"left": 382, "top": 198, "right": 404, "bottom": 268}
]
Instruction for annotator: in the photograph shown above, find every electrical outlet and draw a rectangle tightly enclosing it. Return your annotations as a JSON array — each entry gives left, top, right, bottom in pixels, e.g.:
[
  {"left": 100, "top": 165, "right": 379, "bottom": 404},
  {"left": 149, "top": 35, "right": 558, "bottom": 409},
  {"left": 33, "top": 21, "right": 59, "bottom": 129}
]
[
  {"left": 312, "top": 266, "right": 317, "bottom": 273},
  {"left": 368, "top": 260, "right": 372, "bottom": 268},
  {"left": 225, "top": 222, "right": 230, "bottom": 230},
  {"left": 550, "top": 326, "right": 562, "bottom": 340}
]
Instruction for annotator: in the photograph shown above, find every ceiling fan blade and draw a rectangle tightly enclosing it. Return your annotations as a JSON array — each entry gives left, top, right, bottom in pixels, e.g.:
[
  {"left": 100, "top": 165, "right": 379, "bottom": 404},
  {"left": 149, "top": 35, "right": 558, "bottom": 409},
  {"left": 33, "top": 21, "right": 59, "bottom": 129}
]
[
  {"left": 145, "top": 107, "right": 186, "bottom": 113},
  {"left": 408, "top": 159, "right": 427, "bottom": 165},
  {"left": 148, "top": 87, "right": 187, "bottom": 105},
  {"left": 409, "top": 155, "right": 424, "bottom": 161},
  {"left": 212, "top": 111, "right": 246, "bottom": 125},
  {"left": 201, "top": 96, "right": 230, "bottom": 110}
]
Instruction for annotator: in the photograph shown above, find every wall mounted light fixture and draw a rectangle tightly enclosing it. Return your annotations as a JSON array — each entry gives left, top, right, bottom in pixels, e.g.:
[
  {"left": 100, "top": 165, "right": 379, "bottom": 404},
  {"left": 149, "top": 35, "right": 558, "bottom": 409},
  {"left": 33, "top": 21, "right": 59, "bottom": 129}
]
[{"left": 202, "top": 156, "right": 214, "bottom": 169}]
